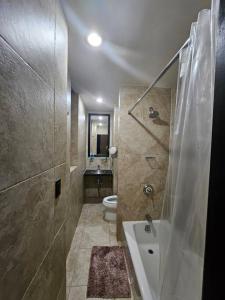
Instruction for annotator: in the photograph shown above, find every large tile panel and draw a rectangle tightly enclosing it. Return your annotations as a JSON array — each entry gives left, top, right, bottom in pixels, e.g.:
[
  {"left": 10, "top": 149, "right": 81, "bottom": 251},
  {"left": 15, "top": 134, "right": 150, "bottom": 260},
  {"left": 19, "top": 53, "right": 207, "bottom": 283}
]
[
  {"left": 55, "top": 91, "right": 67, "bottom": 165},
  {"left": 69, "top": 169, "right": 79, "bottom": 224},
  {"left": 22, "top": 224, "right": 66, "bottom": 300},
  {"left": 57, "top": 275, "right": 66, "bottom": 300},
  {"left": 0, "top": 169, "right": 54, "bottom": 300},
  {"left": 0, "top": 36, "right": 54, "bottom": 191},
  {"left": 54, "top": 163, "right": 68, "bottom": 235},
  {"left": 55, "top": 0, "right": 68, "bottom": 97},
  {"left": 0, "top": 0, "right": 55, "bottom": 87},
  {"left": 54, "top": 0, "right": 68, "bottom": 165}
]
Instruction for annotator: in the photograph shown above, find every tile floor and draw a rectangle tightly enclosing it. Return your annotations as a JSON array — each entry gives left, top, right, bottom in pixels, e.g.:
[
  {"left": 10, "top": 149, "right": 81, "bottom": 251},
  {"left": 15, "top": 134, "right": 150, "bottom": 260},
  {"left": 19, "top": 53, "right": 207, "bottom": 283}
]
[{"left": 66, "top": 204, "right": 133, "bottom": 300}]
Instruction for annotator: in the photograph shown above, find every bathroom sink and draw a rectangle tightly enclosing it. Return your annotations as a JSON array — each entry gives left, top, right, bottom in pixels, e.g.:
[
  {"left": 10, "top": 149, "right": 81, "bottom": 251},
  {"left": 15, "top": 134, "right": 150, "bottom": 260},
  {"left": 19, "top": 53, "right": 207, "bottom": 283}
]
[{"left": 84, "top": 169, "right": 113, "bottom": 176}]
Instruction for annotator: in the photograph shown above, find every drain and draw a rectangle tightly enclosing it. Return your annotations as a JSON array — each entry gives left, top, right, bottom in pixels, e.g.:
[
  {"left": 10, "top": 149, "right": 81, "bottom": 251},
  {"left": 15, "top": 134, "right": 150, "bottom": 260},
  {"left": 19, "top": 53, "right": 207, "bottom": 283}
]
[{"left": 148, "top": 249, "right": 154, "bottom": 254}]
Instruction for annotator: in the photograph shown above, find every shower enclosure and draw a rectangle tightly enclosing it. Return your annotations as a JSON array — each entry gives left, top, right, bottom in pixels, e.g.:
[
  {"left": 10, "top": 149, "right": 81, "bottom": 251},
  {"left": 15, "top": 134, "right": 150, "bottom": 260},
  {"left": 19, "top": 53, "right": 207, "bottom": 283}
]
[
  {"left": 159, "top": 3, "right": 216, "bottom": 300},
  {"left": 127, "top": 0, "right": 225, "bottom": 299}
]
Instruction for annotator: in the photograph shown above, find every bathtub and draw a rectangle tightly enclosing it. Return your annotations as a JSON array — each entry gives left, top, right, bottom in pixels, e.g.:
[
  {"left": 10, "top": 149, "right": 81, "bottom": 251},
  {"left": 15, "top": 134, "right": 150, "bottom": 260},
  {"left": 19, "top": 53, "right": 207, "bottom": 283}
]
[{"left": 123, "top": 220, "right": 160, "bottom": 300}]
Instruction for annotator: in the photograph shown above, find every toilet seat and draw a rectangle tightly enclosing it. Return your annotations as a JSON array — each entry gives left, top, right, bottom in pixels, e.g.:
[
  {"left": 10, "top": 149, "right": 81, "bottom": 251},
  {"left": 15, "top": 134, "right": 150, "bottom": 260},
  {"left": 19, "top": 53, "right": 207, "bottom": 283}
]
[{"left": 103, "top": 195, "right": 118, "bottom": 209}]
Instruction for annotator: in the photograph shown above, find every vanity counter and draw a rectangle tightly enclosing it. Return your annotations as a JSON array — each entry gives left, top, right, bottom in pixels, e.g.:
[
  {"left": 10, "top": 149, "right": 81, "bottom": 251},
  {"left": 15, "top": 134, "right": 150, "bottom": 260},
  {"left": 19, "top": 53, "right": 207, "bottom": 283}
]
[{"left": 84, "top": 169, "right": 113, "bottom": 176}]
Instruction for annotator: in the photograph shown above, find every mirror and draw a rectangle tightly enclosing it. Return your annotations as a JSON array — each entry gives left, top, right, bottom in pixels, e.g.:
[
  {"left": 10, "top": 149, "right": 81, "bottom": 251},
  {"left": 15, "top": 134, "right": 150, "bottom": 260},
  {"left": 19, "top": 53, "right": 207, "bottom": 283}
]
[{"left": 88, "top": 114, "right": 110, "bottom": 157}]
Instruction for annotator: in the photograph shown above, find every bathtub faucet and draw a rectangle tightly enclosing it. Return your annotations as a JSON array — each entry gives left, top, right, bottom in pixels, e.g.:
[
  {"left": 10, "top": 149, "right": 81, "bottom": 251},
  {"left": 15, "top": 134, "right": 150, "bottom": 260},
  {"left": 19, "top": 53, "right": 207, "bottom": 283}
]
[{"left": 145, "top": 214, "right": 153, "bottom": 232}]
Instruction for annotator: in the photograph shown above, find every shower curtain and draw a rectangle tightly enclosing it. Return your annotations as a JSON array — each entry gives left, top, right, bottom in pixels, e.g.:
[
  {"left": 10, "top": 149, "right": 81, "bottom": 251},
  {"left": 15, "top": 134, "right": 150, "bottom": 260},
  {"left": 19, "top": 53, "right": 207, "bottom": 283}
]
[{"left": 159, "top": 1, "right": 218, "bottom": 300}]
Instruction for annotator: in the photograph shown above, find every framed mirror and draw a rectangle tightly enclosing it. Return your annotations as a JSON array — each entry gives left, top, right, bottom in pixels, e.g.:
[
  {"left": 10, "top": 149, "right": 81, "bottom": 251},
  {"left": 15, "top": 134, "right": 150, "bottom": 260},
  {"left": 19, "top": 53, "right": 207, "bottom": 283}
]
[{"left": 88, "top": 113, "right": 110, "bottom": 157}]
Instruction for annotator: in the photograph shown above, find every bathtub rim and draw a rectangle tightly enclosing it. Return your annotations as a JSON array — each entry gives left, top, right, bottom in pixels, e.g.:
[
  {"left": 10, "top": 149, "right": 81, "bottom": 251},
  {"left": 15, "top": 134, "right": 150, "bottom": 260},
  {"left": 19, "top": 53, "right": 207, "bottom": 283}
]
[{"left": 123, "top": 220, "right": 160, "bottom": 300}]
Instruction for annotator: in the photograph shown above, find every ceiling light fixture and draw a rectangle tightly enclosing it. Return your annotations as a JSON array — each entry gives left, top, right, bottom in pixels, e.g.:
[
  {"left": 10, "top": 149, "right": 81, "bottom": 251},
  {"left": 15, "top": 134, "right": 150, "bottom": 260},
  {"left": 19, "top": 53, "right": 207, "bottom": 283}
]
[
  {"left": 99, "top": 123, "right": 103, "bottom": 126},
  {"left": 87, "top": 32, "right": 102, "bottom": 47},
  {"left": 96, "top": 97, "right": 103, "bottom": 103},
  {"left": 99, "top": 116, "right": 103, "bottom": 120}
]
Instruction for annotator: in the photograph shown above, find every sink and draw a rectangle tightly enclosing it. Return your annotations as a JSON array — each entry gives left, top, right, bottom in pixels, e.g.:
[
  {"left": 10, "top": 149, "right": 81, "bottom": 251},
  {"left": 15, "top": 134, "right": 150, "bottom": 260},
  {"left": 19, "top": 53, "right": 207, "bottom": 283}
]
[{"left": 84, "top": 169, "right": 113, "bottom": 176}]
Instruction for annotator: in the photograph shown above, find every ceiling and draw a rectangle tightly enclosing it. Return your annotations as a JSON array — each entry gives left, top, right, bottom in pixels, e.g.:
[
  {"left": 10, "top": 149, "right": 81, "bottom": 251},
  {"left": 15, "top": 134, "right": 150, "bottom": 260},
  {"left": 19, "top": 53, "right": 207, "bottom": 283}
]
[{"left": 61, "top": 0, "right": 210, "bottom": 112}]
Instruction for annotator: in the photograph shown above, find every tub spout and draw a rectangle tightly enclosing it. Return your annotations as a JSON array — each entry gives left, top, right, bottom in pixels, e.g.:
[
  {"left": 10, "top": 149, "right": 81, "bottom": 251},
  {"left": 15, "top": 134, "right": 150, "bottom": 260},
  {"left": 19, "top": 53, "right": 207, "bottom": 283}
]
[{"left": 145, "top": 214, "right": 153, "bottom": 232}]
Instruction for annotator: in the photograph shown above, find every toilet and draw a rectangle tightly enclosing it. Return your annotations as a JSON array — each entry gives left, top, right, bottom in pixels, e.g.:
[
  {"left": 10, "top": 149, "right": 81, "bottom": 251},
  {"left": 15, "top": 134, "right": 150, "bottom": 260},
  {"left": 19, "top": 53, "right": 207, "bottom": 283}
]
[{"left": 102, "top": 195, "right": 118, "bottom": 221}]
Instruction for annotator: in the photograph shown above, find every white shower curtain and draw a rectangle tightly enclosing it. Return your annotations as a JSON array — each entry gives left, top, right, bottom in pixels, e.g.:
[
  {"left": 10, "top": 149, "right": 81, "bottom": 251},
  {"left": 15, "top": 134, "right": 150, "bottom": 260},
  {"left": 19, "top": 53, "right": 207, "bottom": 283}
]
[{"left": 159, "top": 1, "right": 218, "bottom": 300}]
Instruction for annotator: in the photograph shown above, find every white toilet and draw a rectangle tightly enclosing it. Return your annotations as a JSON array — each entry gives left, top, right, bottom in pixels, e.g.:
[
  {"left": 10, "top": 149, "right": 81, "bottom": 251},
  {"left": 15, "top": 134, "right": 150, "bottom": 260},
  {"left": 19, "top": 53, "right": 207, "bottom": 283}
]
[{"left": 102, "top": 195, "right": 118, "bottom": 221}]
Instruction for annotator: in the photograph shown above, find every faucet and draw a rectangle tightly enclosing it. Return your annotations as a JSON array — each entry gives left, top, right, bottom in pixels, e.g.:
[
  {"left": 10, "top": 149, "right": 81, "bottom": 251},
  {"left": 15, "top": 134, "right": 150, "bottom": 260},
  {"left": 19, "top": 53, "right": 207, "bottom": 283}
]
[{"left": 145, "top": 214, "right": 153, "bottom": 232}]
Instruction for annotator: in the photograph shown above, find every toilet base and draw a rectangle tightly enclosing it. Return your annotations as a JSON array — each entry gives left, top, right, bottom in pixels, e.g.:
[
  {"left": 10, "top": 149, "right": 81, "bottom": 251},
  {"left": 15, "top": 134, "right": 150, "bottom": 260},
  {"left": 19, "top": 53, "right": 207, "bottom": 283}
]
[{"left": 103, "top": 208, "right": 117, "bottom": 222}]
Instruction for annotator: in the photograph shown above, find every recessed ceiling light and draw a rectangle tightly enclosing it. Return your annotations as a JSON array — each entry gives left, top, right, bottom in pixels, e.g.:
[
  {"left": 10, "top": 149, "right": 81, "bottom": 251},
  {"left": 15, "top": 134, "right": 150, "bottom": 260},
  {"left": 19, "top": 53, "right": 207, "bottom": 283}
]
[
  {"left": 99, "top": 116, "right": 103, "bottom": 120},
  {"left": 96, "top": 97, "right": 103, "bottom": 103},
  {"left": 99, "top": 123, "right": 103, "bottom": 126},
  {"left": 87, "top": 32, "right": 102, "bottom": 47}
]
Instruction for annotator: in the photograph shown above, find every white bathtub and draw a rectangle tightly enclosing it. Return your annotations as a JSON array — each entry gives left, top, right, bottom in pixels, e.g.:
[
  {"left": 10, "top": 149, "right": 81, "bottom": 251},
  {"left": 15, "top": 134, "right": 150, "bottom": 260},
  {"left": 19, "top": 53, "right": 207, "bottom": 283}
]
[{"left": 123, "top": 220, "right": 160, "bottom": 300}]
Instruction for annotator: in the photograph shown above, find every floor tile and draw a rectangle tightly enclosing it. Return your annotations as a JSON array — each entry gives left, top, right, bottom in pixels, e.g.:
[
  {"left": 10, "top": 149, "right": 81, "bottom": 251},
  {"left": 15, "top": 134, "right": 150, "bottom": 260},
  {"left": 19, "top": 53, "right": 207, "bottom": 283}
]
[
  {"left": 79, "top": 224, "right": 109, "bottom": 248},
  {"left": 66, "top": 204, "right": 132, "bottom": 300},
  {"left": 68, "top": 286, "right": 86, "bottom": 300},
  {"left": 109, "top": 223, "right": 121, "bottom": 246},
  {"left": 70, "top": 248, "right": 92, "bottom": 286},
  {"left": 66, "top": 250, "right": 77, "bottom": 273},
  {"left": 70, "top": 224, "right": 85, "bottom": 250},
  {"left": 66, "top": 286, "right": 70, "bottom": 300},
  {"left": 66, "top": 272, "right": 73, "bottom": 286}
]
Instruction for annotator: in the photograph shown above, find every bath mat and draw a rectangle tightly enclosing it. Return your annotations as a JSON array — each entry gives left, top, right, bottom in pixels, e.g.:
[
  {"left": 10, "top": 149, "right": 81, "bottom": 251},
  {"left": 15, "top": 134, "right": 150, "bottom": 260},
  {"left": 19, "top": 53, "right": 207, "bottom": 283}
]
[{"left": 87, "top": 246, "right": 131, "bottom": 298}]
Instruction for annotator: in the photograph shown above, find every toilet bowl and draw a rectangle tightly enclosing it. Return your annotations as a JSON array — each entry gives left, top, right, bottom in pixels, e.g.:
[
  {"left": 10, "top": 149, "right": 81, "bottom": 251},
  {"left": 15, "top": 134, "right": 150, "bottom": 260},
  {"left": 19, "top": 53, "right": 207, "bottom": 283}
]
[{"left": 102, "top": 195, "right": 118, "bottom": 221}]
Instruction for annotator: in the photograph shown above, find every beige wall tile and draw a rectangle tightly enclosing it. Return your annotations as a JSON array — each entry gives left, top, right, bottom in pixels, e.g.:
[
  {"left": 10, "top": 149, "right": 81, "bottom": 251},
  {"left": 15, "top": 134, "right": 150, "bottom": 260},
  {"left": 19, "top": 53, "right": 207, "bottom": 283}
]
[
  {"left": 0, "top": 0, "right": 55, "bottom": 87},
  {"left": 0, "top": 170, "right": 54, "bottom": 300},
  {"left": 66, "top": 95, "right": 87, "bottom": 256},
  {"left": 0, "top": 1, "right": 72, "bottom": 300},
  {"left": 117, "top": 86, "right": 171, "bottom": 239},
  {"left": 22, "top": 224, "right": 66, "bottom": 300},
  {"left": 57, "top": 275, "right": 66, "bottom": 300},
  {"left": 70, "top": 92, "right": 79, "bottom": 165},
  {"left": 54, "top": 0, "right": 68, "bottom": 165},
  {"left": 55, "top": 91, "right": 67, "bottom": 165},
  {"left": 54, "top": 163, "right": 68, "bottom": 235},
  {"left": 0, "top": 36, "right": 54, "bottom": 191}
]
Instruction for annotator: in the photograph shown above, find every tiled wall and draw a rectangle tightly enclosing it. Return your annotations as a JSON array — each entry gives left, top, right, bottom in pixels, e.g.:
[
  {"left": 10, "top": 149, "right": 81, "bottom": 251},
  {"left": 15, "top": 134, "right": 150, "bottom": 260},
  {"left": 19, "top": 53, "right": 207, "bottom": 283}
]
[
  {"left": 117, "top": 86, "right": 171, "bottom": 240},
  {"left": 77, "top": 98, "right": 87, "bottom": 177},
  {"left": 69, "top": 96, "right": 86, "bottom": 216},
  {"left": 112, "top": 107, "right": 119, "bottom": 194},
  {"left": 0, "top": 1, "right": 76, "bottom": 299},
  {"left": 70, "top": 91, "right": 79, "bottom": 165},
  {"left": 65, "top": 89, "right": 86, "bottom": 255}
]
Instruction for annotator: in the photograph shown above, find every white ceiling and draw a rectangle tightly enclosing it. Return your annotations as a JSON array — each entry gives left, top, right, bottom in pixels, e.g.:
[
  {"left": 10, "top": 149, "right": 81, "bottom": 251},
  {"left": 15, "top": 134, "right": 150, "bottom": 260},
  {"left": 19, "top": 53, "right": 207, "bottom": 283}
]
[{"left": 61, "top": 0, "right": 210, "bottom": 111}]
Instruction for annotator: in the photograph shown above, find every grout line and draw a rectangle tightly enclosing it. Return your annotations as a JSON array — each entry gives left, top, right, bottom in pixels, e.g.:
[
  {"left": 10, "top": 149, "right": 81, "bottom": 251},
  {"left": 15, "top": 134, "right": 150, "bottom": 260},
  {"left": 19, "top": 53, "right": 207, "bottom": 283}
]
[
  {"left": 22, "top": 220, "right": 66, "bottom": 299},
  {"left": 0, "top": 162, "right": 67, "bottom": 194},
  {"left": 53, "top": 0, "right": 56, "bottom": 167},
  {"left": 0, "top": 34, "right": 53, "bottom": 91},
  {"left": 0, "top": 167, "right": 54, "bottom": 194}
]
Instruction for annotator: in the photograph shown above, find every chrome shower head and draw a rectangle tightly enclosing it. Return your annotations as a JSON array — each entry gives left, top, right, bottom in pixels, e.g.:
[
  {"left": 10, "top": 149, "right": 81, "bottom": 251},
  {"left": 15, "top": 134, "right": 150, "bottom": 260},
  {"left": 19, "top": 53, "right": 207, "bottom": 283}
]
[{"left": 149, "top": 107, "right": 159, "bottom": 119}]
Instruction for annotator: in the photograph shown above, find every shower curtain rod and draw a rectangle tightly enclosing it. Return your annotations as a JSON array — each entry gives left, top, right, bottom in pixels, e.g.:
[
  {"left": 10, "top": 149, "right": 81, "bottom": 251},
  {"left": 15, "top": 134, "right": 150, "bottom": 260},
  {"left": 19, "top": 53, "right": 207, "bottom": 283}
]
[{"left": 128, "top": 38, "right": 190, "bottom": 115}]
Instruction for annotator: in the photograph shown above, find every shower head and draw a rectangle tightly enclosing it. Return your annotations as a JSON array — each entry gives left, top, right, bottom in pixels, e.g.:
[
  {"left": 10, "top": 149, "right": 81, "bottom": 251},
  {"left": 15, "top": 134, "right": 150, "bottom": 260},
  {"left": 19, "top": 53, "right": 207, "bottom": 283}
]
[{"left": 149, "top": 107, "right": 159, "bottom": 119}]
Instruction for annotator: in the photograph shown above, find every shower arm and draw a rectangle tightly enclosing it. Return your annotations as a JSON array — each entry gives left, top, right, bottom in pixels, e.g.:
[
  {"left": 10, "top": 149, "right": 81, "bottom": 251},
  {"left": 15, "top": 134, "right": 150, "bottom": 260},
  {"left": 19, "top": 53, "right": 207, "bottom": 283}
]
[{"left": 128, "top": 38, "right": 190, "bottom": 116}]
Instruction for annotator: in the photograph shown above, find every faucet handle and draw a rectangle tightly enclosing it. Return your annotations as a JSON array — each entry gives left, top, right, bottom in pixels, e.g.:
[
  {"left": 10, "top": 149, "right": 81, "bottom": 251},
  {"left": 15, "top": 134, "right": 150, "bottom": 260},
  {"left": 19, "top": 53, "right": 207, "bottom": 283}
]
[{"left": 143, "top": 184, "right": 153, "bottom": 195}]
